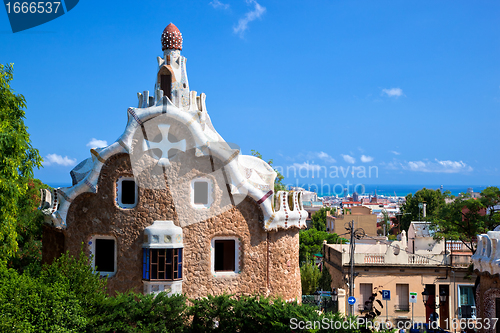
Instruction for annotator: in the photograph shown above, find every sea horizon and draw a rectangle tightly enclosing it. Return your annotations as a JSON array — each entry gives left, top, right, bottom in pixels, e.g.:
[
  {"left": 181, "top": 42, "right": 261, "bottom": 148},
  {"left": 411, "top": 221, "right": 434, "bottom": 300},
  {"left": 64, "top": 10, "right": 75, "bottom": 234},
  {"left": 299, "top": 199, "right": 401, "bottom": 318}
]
[{"left": 45, "top": 182, "right": 497, "bottom": 198}]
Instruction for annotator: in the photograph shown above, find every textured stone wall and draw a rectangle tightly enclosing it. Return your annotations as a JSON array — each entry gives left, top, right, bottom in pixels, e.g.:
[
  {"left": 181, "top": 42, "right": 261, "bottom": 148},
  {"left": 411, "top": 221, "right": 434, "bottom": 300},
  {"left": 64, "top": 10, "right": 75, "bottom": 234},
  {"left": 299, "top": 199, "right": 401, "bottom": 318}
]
[
  {"left": 46, "top": 152, "right": 301, "bottom": 299},
  {"left": 41, "top": 224, "right": 65, "bottom": 265},
  {"left": 476, "top": 273, "right": 500, "bottom": 332},
  {"left": 63, "top": 153, "right": 178, "bottom": 294},
  {"left": 268, "top": 229, "right": 302, "bottom": 301},
  {"left": 182, "top": 198, "right": 269, "bottom": 298}
]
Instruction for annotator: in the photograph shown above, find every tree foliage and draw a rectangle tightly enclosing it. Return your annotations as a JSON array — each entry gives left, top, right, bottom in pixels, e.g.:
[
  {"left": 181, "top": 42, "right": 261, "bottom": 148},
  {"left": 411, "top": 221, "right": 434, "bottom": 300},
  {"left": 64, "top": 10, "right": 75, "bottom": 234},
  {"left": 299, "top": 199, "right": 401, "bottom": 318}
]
[
  {"left": 300, "top": 261, "right": 321, "bottom": 295},
  {"left": 0, "top": 63, "right": 43, "bottom": 262},
  {"left": 8, "top": 178, "right": 47, "bottom": 272},
  {"left": 318, "top": 265, "right": 332, "bottom": 292},
  {"left": 431, "top": 186, "right": 500, "bottom": 253},
  {"left": 399, "top": 188, "right": 447, "bottom": 231},
  {"left": 311, "top": 207, "right": 335, "bottom": 231},
  {"left": 0, "top": 248, "right": 106, "bottom": 332},
  {"left": 250, "top": 150, "right": 286, "bottom": 192},
  {"left": 299, "top": 228, "right": 346, "bottom": 264}
]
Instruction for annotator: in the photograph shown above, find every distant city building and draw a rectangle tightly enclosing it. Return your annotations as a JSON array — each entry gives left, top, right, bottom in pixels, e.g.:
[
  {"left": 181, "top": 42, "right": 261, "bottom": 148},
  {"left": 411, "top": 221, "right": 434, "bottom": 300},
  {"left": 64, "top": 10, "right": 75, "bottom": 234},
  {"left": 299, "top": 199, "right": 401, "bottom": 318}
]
[
  {"left": 324, "top": 222, "right": 473, "bottom": 324},
  {"left": 326, "top": 206, "right": 377, "bottom": 236}
]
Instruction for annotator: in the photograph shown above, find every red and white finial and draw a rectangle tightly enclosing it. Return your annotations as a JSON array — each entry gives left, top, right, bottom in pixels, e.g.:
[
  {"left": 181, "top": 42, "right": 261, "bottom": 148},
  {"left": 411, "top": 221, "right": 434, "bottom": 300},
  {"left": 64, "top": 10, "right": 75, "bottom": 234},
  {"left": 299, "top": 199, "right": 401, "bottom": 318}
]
[{"left": 161, "top": 23, "right": 183, "bottom": 51}]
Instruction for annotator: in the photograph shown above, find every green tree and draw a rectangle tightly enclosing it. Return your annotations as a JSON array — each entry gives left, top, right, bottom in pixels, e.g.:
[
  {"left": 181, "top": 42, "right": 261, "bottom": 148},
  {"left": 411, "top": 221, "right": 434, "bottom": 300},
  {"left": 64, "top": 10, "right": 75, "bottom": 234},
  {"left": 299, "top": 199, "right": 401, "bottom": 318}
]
[
  {"left": 311, "top": 207, "right": 335, "bottom": 231},
  {"left": 300, "top": 261, "right": 321, "bottom": 295},
  {"left": 299, "top": 228, "right": 346, "bottom": 264},
  {"left": 8, "top": 178, "right": 47, "bottom": 271},
  {"left": 250, "top": 150, "right": 286, "bottom": 192},
  {"left": 431, "top": 186, "right": 500, "bottom": 253},
  {"left": 399, "top": 188, "right": 448, "bottom": 231},
  {"left": 0, "top": 63, "right": 43, "bottom": 262},
  {"left": 318, "top": 266, "right": 332, "bottom": 291}
]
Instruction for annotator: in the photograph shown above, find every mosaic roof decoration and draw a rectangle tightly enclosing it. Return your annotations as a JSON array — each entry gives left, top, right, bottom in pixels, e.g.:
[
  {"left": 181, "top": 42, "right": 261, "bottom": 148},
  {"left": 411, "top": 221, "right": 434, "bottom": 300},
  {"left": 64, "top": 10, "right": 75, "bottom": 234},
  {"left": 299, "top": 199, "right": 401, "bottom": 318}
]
[{"left": 161, "top": 23, "right": 182, "bottom": 51}]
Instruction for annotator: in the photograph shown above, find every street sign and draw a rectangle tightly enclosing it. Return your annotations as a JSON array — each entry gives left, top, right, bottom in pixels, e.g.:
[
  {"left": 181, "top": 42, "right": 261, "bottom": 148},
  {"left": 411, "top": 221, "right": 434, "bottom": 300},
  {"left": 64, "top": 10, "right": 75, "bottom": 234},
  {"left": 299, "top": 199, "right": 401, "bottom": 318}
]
[
  {"left": 382, "top": 290, "right": 391, "bottom": 301},
  {"left": 409, "top": 292, "right": 417, "bottom": 303},
  {"left": 348, "top": 296, "right": 356, "bottom": 305}
]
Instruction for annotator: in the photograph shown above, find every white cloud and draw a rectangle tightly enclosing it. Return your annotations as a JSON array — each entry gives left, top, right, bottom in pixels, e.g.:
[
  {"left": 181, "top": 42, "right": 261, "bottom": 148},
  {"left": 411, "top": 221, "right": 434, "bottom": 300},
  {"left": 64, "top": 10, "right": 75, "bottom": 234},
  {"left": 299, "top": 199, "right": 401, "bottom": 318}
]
[
  {"left": 341, "top": 154, "right": 356, "bottom": 164},
  {"left": 44, "top": 154, "right": 77, "bottom": 167},
  {"left": 402, "top": 159, "right": 473, "bottom": 173},
  {"left": 233, "top": 0, "right": 266, "bottom": 37},
  {"left": 210, "top": 0, "right": 229, "bottom": 9},
  {"left": 87, "top": 138, "right": 108, "bottom": 148},
  {"left": 291, "top": 162, "right": 322, "bottom": 172},
  {"left": 382, "top": 88, "right": 404, "bottom": 98},
  {"left": 390, "top": 150, "right": 401, "bottom": 155},
  {"left": 360, "top": 155, "right": 374, "bottom": 163},
  {"left": 317, "top": 151, "right": 336, "bottom": 163}
]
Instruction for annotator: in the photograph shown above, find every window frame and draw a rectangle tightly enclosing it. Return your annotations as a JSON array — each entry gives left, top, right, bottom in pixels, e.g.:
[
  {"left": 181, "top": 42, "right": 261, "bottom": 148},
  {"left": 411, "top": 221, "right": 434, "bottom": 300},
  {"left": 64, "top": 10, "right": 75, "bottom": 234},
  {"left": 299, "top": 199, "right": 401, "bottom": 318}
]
[
  {"left": 116, "top": 176, "right": 138, "bottom": 209},
  {"left": 89, "top": 235, "right": 117, "bottom": 277},
  {"left": 142, "top": 248, "right": 183, "bottom": 281},
  {"left": 395, "top": 283, "right": 410, "bottom": 311},
  {"left": 211, "top": 236, "right": 240, "bottom": 277},
  {"left": 359, "top": 283, "right": 373, "bottom": 312},
  {"left": 457, "top": 284, "right": 476, "bottom": 319},
  {"left": 191, "top": 177, "right": 212, "bottom": 209}
]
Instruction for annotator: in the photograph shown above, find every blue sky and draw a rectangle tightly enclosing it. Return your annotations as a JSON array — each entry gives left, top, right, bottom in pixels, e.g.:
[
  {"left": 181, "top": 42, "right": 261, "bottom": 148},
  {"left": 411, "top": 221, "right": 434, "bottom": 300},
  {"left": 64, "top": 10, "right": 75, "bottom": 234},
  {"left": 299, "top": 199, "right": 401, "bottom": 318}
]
[{"left": 2, "top": 0, "right": 499, "bottom": 188}]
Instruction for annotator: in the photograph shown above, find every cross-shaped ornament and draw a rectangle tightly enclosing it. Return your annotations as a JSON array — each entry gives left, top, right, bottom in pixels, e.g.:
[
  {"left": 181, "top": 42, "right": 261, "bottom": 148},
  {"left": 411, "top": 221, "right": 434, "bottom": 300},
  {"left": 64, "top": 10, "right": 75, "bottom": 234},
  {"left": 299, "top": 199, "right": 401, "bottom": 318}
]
[{"left": 142, "top": 124, "right": 186, "bottom": 166}]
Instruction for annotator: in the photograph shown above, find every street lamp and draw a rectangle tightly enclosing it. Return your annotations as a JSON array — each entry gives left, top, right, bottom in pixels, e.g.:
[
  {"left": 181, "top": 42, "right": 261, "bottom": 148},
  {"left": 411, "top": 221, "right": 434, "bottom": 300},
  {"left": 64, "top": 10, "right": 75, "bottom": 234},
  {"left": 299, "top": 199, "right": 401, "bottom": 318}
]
[
  {"left": 332, "top": 289, "right": 338, "bottom": 313},
  {"left": 313, "top": 289, "right": 321, "bottom": 310},
  {"left": 422, "top": 288, "right": 448, "bottom": 309},
  {"left": 332, "top": 288, "right": 338, "bottom": 302}
]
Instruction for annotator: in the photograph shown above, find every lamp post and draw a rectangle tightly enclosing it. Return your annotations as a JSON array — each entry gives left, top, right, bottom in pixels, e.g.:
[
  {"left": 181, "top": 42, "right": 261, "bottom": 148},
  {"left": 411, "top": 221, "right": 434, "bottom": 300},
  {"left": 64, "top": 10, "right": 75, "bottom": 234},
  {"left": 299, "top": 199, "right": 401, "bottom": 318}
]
[
  {"left": 332, "top": 288, "right": 338, "bottom": 313},
  {"left": 313, "top": 289, "right": 321, "bottom": 311}
]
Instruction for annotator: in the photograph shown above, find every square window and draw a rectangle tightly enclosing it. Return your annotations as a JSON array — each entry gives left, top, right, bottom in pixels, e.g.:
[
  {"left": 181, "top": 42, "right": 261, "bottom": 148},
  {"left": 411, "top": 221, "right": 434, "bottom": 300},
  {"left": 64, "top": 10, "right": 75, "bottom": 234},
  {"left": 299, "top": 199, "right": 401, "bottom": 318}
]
[
  {"left": 116, "top": 177, "right": 138, "bottom": 209},
  {"left": 194, "top": 181, "right": 209, "bottom": 205},
  {"left": 90, "top": 236, "right": 117, "bottom": 276},
  {"left": 211, "top": 237, "right": 239, "bottom": 275},
  {"left": 95, "top": 239, "right": 115, "bottom": 272},
  {"left": 214, "top": 240, "right": 235, "bottom": 272},
  {"left": 191, "top": 178, "right": 212, "bottom": 208},
  {"left": 121, "top": 180, "right": 136, "bottom": 204}
]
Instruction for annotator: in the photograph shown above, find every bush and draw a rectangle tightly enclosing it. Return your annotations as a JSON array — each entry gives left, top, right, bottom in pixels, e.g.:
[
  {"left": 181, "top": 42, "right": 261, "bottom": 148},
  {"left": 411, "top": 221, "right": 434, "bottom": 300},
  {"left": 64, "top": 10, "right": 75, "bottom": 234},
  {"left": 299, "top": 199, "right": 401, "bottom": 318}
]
[
  {"left": 0, "top": 263, "right": 89, "bottom": 332},
  {"left": 188, "top": 294, "right": 353, "bottom": 333},
  {"left": 91, "top": 292, "right": 187, "bottom": 333},
  {"left": 0, "top": 247, "right": 106, "bottom": 332}
]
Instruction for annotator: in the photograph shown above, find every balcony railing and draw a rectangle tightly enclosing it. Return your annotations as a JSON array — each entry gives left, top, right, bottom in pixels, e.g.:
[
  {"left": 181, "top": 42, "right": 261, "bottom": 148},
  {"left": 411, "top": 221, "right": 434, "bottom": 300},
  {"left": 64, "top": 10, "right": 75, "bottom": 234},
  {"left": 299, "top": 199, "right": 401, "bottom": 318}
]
[
  {"left": 408, "top": 254, "right": 430, "bottom": 264},
  {"left": 336, "top": 246, "right": 471, "bottom": 267},
  {"left": 447, "top": 241, "right": 473, "bottom": 252},
  {"left": 363, "top": 254, "right": 385, "bottom": 263},
  {"left": 394, "top": 304, "right": 410, "bottom": 311}
]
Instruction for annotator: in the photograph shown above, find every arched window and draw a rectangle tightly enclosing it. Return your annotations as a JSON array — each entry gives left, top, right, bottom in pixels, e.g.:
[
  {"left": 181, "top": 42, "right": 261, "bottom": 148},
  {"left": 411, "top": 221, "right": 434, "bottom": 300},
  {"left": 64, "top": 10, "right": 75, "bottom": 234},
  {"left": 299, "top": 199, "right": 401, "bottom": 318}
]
[{"left": 160, "top": 70, "right": 172, "bottom": 100}]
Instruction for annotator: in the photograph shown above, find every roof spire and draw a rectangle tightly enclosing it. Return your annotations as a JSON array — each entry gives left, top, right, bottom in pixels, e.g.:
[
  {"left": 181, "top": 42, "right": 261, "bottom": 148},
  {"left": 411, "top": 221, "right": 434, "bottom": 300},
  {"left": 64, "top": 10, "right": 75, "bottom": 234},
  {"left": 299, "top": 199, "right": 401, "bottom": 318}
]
[{"left": 161, "top": 23, "right": 183, "bottom": 51}]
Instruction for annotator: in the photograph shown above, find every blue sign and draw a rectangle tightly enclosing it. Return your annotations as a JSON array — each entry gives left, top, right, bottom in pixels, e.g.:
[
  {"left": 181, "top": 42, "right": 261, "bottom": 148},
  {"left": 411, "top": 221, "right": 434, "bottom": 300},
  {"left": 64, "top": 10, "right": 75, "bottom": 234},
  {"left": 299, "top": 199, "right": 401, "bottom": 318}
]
[
  {"left": 382, "top": 290, "right": 391, "bottom": 301},
  {"left": 348, "top": 296, "right": 356, "bottom": 305}
]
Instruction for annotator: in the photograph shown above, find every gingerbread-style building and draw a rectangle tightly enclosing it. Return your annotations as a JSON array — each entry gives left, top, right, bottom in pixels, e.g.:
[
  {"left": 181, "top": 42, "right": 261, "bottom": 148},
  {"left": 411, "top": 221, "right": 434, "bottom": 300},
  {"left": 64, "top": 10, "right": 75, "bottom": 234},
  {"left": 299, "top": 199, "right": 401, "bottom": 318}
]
[{"left": 40, "top": 23, "right": 307, "bottom": 300}]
